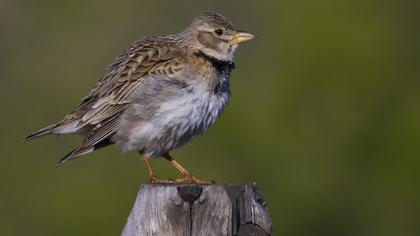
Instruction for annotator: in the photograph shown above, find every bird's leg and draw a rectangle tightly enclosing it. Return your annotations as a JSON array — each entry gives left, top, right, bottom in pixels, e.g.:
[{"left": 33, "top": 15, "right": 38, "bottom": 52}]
[
  {"left": 141, "top": 155, "right": 157, "bottom": 182},
  {"left": 163, "top": 153, "right": 212, "bottom": 184},
  {"left": 140, "top": 153, "right": 174, "bottom": 184}
]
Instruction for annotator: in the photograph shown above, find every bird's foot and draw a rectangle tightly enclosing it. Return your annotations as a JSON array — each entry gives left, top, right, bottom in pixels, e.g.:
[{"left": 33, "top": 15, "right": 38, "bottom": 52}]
[
  {"left": 149, "top": 175, "right": 176, "bottom": 184},
  {"left": 174, "top": 174, "right": 214, "bottom": 184}
]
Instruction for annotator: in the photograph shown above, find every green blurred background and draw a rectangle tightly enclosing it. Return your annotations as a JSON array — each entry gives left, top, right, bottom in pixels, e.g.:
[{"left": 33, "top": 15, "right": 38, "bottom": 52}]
[{"left": 1, "top": 0, "right": 419, "bottom": 235}]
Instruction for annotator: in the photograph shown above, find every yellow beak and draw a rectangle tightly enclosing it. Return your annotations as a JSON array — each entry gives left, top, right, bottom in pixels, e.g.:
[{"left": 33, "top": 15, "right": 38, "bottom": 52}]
[{"left": 230, "top": 31, "right": 255, "bottom": 44}]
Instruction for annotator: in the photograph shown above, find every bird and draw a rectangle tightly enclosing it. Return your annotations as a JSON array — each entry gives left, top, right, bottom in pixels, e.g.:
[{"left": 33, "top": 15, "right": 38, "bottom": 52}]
[{"left": 25, "top": 12, "right": 254, "bottom": 184}]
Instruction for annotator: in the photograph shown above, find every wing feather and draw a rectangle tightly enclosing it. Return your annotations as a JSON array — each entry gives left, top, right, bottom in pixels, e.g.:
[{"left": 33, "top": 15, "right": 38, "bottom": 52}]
[
  {"left": 58, "top": 112, "right": 122, "bottom": 163},
  {"left": 28, "top": 36, "right": 186, "bottom": 163},
  {"left": 54, "top": 37, "right": 185, "bottom": 161},
  {"left": 67, "top": 37, "right": 184, "bottom": 130}
]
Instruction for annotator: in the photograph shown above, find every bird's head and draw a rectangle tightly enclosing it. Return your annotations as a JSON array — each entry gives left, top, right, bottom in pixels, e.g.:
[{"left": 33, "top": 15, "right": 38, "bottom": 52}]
[{"left": 183, "top": 12, "right": 255, "bottom": 61}]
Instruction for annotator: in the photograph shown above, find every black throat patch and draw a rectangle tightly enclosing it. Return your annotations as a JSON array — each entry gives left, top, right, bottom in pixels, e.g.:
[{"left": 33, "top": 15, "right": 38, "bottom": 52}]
[{"left": 195, "top": 51, "right": 235, "bottom": 76}]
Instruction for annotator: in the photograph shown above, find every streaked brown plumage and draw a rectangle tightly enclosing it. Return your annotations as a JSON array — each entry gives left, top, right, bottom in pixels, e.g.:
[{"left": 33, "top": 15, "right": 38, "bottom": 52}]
[{"left": 25, "top": 12, "right": 254, "bottom": 183}]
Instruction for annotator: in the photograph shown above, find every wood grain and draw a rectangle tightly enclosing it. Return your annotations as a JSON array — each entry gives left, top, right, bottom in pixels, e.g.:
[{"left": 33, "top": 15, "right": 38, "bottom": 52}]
[{"left": 121, "top": 183, "right": 272, "bottom": 236}]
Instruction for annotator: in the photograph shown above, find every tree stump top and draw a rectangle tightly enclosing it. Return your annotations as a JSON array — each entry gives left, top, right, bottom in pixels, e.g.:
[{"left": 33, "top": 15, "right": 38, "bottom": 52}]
[{"left": 122, "top": 183, "right": 273, "bottom": 236}]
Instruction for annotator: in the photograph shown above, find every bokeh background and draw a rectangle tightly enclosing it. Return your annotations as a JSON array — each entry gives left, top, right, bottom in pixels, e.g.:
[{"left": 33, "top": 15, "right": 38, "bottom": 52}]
[{"left": 1, "top": 0, "right": 419, "bottom": 235}]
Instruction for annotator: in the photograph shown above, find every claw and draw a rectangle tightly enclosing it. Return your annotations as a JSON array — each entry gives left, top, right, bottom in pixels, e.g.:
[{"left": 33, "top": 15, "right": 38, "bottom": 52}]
[
  {"left": 149, "top": 176, "right": 177, "bottom": 184},
  {"left": 174, "top": 174, "right": 214, "bottom": 184}
]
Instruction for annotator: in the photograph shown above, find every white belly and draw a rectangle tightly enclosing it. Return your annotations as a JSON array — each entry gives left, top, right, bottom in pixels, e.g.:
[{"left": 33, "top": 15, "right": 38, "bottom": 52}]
[{"left": 120, "top": 82, "right": 230, "bottom": 157}]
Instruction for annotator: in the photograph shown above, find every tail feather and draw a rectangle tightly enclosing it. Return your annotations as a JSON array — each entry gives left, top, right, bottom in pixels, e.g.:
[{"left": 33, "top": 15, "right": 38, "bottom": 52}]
[
  {"left": 58, "top": 138, "right": 113, "bottom": 164},
  {"left": 58, "top": 147, "right": 94, "bottom": 164},
  {"left": 24, "top": 123, "right": 58, "bottom": 141}
]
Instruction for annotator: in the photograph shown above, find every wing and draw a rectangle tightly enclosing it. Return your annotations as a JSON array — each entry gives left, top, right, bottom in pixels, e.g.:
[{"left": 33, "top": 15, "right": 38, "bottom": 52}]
[
  {"left": 70, "top": 37, "right": 184, "bottom": 129},
  {"left": 57, "top": 37, "right": 185, "bottom": 162},
  {"left": 26, "top": 37, "right": 184, "bottom": 143}
]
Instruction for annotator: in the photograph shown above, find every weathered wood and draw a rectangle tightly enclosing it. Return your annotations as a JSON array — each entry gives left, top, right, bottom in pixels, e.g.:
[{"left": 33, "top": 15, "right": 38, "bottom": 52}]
[{"left": 121, "top": 183, "right": 273, "bottom": 236}]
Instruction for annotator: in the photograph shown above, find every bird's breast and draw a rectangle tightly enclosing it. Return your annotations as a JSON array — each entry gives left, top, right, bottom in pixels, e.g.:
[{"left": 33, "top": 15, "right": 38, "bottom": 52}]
[{"left": 155, "top": 80, "right": 230, "bottom": 136}]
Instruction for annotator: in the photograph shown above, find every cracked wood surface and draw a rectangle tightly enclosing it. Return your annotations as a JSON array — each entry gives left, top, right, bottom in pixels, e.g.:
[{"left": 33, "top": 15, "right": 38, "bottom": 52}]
[{"left": 121, "top": 183, "right": 272, "bottom": 236}]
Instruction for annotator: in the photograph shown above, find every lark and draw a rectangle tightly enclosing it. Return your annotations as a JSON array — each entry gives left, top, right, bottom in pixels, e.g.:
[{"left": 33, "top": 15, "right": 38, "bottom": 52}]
[{"left": 25, "top": 12, "right": 254, "bottom": 183}]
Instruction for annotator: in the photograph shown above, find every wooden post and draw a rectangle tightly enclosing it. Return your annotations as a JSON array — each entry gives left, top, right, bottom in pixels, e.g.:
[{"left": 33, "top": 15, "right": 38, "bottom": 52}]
[{"left": 121, "top": 183, "right": 273, "bottom": 236}]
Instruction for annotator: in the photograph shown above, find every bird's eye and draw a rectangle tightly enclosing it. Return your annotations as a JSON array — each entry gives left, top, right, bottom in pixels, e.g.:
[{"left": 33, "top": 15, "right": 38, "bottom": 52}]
[{"left": 214, "top": 29, "right": 223, "bottom": 36}]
